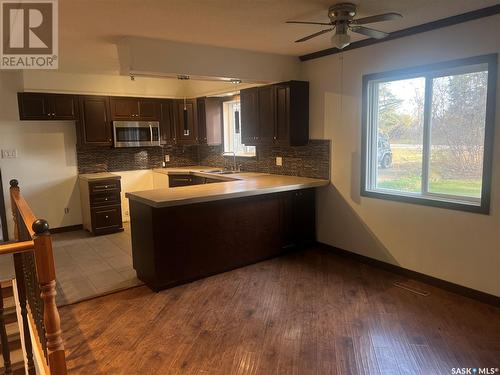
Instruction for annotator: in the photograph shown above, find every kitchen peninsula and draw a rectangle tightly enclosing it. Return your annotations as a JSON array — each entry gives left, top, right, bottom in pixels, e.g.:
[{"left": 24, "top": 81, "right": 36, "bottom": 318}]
[{"left": 126, "top": 167, "right": 328, "bottom": 291}]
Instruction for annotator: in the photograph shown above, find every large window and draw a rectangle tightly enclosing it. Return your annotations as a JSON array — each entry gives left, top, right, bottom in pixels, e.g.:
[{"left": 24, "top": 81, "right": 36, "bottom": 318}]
[
  {"left": 223, "top": 99, "right": 256, "bottom": 157},
  {"left": 361, "top": 54, "right": 497, "bottom": 213}
]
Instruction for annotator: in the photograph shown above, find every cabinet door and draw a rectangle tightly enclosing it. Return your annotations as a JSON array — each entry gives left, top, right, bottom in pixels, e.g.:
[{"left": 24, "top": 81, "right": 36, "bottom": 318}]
[
  {"left": 159, "top": 100, "right": 176, "bottom": 145},
  {"left": 205, "top": 98, "right": 222, "bottom": 145},
  {"left": 138, "top": 99, "right": 159, "bottom": 121},
  {"left": 51, "top": 94, "right": 76, "bottom": 120},
  {"left": 110, "top": 97, "right": 139, "bottom": 119},
  {"left": 240, "top": 88, "right": 259, "bottom": 145},
  {"left": 197, "top": 98, "right": 207, "bottom": 144},
  {"left": 274, "top": 85, "right": 290, "bottom": 146},
  {"left": 292, "top": 189, "right": 315, "bottom": 244},
  {"left": 258, "top": 86, "right": 275, "bottom": 144},
  {"left": 78, "top": 96, "right": 112, "bottom": 146},
  {"left": 91, "top": 205, "right": 122, "bottom": 234},
  {"left": 18, "top": 93, "right": 50, "bottom": 120},
  {"left": 174, "top": 99, "right": 198, "bottom": 144}
]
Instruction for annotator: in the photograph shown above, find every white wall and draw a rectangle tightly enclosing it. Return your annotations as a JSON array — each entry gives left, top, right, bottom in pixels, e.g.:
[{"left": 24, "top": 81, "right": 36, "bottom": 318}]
[
  {"left": 118, "top": 37, "right": 300, "bottom": 83},
  {"left": 22, "top": 71, "right": 259, "bottom": 98},
  {"left": 0, "top": 72, "right": 82, "bottom": 239},
  {"left": 114, "top": 170, "right": 154, "bottom": 223},
  {"left": 301, "top": 16, "right": 500, "bottom": 296}
]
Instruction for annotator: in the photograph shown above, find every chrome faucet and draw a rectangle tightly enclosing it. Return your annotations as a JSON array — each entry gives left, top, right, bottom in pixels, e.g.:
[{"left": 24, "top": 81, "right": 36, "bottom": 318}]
[{"left": 222, "top": 151, "right": 239, "bottom": 172}]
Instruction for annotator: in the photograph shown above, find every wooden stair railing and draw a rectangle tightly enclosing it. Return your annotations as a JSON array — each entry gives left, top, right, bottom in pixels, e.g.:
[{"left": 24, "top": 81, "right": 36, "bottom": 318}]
[{"left": 0, "top": 179, "right": 67, "bottom": 375}]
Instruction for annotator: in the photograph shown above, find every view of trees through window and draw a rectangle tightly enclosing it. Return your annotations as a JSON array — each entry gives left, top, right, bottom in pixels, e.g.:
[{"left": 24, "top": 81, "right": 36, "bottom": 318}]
[{"left": 374, "top": 68, "right": 488, "bottom": 199}]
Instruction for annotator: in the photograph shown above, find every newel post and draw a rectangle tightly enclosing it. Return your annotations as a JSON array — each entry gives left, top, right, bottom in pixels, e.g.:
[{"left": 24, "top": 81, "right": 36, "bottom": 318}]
[
  {"left": 9, "top": 180, "right": 20, "bottom": 241},
  {"left": 32, "top": 219, "right": 67, "bottom": 375}
]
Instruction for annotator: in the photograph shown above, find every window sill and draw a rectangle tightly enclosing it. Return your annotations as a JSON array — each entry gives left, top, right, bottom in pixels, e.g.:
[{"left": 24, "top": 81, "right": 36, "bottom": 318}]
[
  {"left": 361, "top": 188, "right": 488, "bottom": 214},
  {"left": 223, "top": 153, "right": 256, "bottom": 159}
]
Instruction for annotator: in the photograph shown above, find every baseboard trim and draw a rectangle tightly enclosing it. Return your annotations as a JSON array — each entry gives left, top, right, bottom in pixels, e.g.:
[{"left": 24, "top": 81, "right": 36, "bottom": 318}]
[
  {"left": 50, "top": 224, "right": 83, "bottom": 234},
  {"left": 317, "top": 242, "right": 500, "bottom": 307}
]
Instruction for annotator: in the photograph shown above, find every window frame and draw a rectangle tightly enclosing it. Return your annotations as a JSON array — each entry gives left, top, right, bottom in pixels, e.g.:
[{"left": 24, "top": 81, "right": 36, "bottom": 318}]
[
  {"left": 361, "top": 54, "right": 498, "bottom": 214},
  {"left": 222, "top": 98, "right": 256, "bottom": 158}
]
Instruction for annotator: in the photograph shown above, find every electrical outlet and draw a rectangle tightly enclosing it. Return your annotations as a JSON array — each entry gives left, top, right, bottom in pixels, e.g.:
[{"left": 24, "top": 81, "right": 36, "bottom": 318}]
[
  {"left": 276, "top": 157, "right": 283, "bottom": 166},
  {"left": 64, "top": 208, "right": 70, "bottom": 214},
  {"left": 1, "top": 149, "right": 17, "bottom": 159},
  {"left": 164, "top": 154, "right": 170, "bottom": 162},
  {"left": 125, "top": 210, "right": 129, "bottom": 217}
]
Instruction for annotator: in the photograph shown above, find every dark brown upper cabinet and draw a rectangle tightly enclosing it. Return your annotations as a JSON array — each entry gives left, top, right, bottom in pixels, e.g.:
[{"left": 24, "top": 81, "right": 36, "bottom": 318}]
[
  {"left": 240, "top": 81, "right": 309, "bottom": 147},
  {"left": 77, "top": 95, "right": 112, "bottom": 147},
  {"left": 18, "top": 92, "right": 77, "bottom": 121},
  {"left": 159, "top": 100, "right": 176, "bottom": 145},
  {"left": 275, "top": 81, "right": 309, "bottom": 146},
  {"left": 173, "top": 99, "right": 198, "bottom": 145},
  {"left": 197, "top": 97, "right": 223, "bottom": 146},
  {"left": 257, "top": 85, "right": 275, "bottom": 145},
  {"left": 110, "top": 97, "right": 159, "bottom": 121},
  {"left": 241, "top": 87, "right": 259, "bottom": 145}
]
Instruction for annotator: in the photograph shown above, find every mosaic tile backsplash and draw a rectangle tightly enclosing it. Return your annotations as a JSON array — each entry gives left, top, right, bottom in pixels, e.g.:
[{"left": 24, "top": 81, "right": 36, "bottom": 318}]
[
  {"left": 77, "top": 139, "right": 330, "bottom": 180},
  {"left": 199, "top": 139, "right": 330, "bottom": 179},
  {"left": 77, "top": 145, "right": 198, "bottom": 174}
]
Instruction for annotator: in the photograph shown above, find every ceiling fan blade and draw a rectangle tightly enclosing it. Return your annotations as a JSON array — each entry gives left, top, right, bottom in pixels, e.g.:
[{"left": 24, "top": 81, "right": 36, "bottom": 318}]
[
  {"left": 286, "top": 20, "right": 332, "bottom": 26},
  {"left": 294, "top": 28, "right": 334, "bottom": 43},
  {"left": 352, "top": 12, "right": 402, "bottom": 25},
  {"left": 350, "top": 25, "right": 389, "bottom": 39}
]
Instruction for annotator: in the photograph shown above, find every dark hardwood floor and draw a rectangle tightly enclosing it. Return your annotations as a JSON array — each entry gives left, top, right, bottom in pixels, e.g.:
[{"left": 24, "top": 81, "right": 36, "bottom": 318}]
[{"left": 60, "top": 248, "right": 500, "bottom": 374}]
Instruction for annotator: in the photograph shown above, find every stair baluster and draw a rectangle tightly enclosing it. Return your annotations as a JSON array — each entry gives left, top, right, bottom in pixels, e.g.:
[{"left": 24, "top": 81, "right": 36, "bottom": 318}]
[
  {"left": 13, "top": 254, "right": 36, "bottom": 375},
  {"left": 0, "top": 285, "right": 12, "bottom": 374}
]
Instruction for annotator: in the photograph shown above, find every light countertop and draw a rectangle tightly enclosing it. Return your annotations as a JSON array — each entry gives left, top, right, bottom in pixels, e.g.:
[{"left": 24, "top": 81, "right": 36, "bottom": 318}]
[
  {"left": 127, "top": 166, "right": 329, "bottom": 208},
  {"left": 79, "top": 172, "right": 120, "bottom": 181}
]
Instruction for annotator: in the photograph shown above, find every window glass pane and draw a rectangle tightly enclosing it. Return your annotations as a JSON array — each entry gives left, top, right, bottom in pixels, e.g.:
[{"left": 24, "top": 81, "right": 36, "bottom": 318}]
[
  {"left": 375, "top": 77, "right": 426, "bottom": 193},
  {"left": 429, "top": 70, "right": 488, "bottom": 198},
  {"left": 223, "top": 100, "right": 256, "bottom": 157}
]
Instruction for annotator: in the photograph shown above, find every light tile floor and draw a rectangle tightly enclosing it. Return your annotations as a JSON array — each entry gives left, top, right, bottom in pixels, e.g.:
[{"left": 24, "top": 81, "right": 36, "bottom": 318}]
[
  {"left": 0, "top": 223, "right": 143, "bottom": 306},
  {"left": 52, "top": 223, "right": 142, "bottom": 305}
]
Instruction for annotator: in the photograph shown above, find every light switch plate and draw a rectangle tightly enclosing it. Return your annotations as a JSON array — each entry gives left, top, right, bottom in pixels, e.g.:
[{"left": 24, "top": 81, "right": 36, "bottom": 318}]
[
  {"left": 276, "top": 157, "right": 283, "bottom": 166},
  {"left": 164, "top": 154, "right": 170, "bottom": 162},
  {"left": 1, "top": 149, "right": 17, "bottom": 159}
]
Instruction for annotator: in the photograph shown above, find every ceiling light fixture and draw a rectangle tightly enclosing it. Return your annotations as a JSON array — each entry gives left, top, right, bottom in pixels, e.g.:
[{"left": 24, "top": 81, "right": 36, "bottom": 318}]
[
  {"left": 331, "top": 32, "right": 350, "bottom": 49},
  {"left": 177, "top": 74, "right": 190, "bottom": 80},
  {"left": 230, "top": 79, "right": 242, "bottom": 84}
]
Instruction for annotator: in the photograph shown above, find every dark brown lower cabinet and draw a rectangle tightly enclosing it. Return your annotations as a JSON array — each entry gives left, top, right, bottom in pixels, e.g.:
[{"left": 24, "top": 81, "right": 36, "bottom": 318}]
[
  {"left": 129, "top": 188, "right": 316, "bottom": 291},
  {"left": 91, "top": 205, "right": 122, "bottom": 234},
  {"left": 168, "top": 174, "right": 224, "bottom": 187},
  {"left": 79, "top": 177, "right": 123, "bottom": 235}
]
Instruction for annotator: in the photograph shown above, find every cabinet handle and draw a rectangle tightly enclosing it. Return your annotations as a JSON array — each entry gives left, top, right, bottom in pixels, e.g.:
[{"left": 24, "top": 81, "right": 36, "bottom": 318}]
[
  {"left": 273, "top": 136, "right": 277, "bottom": 140},
  {"left": 105, "top": 215, "right": 109, "bottom": 219}
]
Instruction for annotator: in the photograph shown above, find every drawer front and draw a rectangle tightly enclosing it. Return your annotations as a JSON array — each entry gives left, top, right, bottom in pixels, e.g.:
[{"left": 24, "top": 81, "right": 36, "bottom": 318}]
[
  {"left": 90, "top": 192, "right": 121, "bottom": 207},
  {"left": 91, "top": 205, "right": 122, "bottom": 233},
  {"left": 204, "top": 178, "right": 223, "bottom": 184},
  {"left": 89, "top": 179, "right": 121, "bottom": 194},
  {"left": 169, "top": 174, "right": 193, "bottom": 187}
]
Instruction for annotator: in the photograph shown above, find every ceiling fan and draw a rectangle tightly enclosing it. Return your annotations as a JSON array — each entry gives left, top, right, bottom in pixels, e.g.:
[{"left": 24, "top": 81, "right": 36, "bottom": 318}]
[{"left": 286, "top": 3, "right": 402, "bottom": 49}]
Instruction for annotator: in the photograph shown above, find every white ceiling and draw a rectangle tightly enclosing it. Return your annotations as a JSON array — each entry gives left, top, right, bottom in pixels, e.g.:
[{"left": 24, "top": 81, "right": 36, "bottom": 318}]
[{"left": 59, "top": 0, "right": 499, "bottom": 74}]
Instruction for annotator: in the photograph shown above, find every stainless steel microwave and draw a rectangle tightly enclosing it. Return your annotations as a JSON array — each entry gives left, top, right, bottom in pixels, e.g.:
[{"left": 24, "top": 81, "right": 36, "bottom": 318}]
[{"left": 113, "top": 121, "right": 161, "bottom": 148}]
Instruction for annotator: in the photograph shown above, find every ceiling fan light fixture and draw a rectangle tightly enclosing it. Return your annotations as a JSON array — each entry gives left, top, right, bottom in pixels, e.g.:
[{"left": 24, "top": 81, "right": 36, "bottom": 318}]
[{"left": 331, "top": 32, "right": 350, "bottom": 49}]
